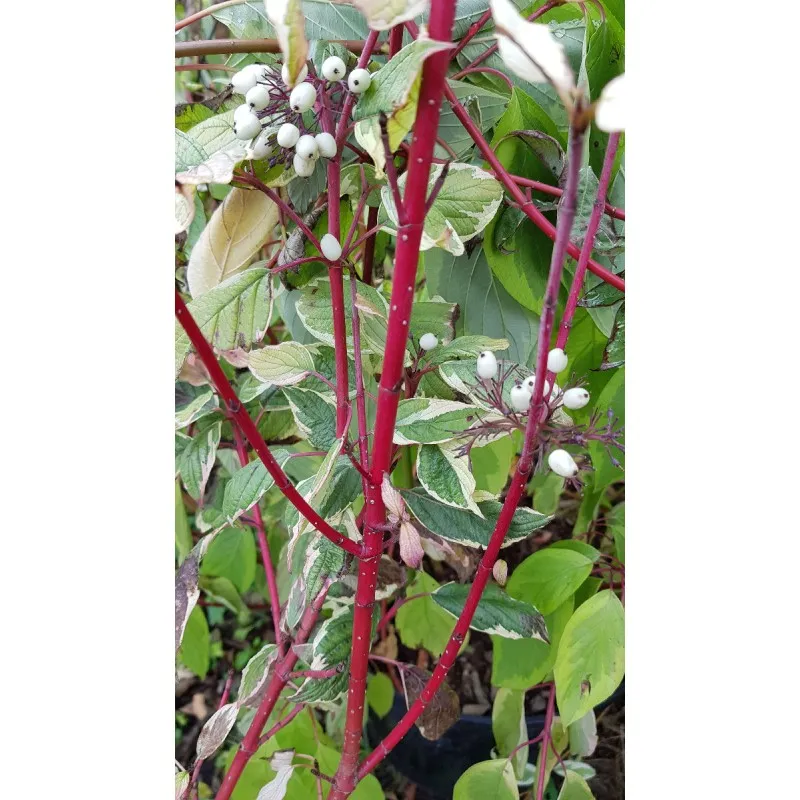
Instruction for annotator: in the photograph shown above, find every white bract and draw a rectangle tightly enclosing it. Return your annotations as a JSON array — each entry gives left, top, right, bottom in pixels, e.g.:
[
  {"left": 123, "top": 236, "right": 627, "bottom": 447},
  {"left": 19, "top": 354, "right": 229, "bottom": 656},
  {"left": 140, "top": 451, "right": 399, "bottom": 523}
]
[
  {"left": 523, "top": 375, "right": 550, "bottom": 397},
  {"left": 419, "top": 333, "right": 438, "bottom": 351},
  {"left": 321, "top": 55, "right": 346, "bottom": 81},
  {"left": 490, "top": 0, "right": 575, "bottom": 94},
  {"left": 277, "top": 123, "right": 300, "bottom": 148},
  {"left": 281, "top": 63, "right": 308, "bottom": 86},
  {"left": 548, "top": 449, "right": 579, "bottom": 478},
  {"left": 295, "top": 134, "right": 319, "bottom": 160},
  {"left": 547, "top": 348, "right": 568, "bottom": 373},
  {"left": 562, "top": 387, "right": 590, "bottom": 410},
  {"left": 348, "top": 68, "right": 372, "bottom": 94},
  {"left": 245, "top": 85, "right": 271, "bottom": 111},
  {"left": 510, "top": 383, "right": 531, "bottom": 412},
  {"left": 289, "top": 82, "right": 316, "bottom": 113},
  {"left": 233, "top": 111, "right": 262, "bottom": 140},
  {"left": 251, "top": 130, "right": 274, "bottom": 160},
  {"left": 594, "top": 73, "right": 625, "bottom": 133},
  {"left": 292, "top": 152, "right": 315, "bottom": 177},
  {"left": 314, "top": 132, "right": 337, "bottom": 159},
  {"left": 320, "top": 233, "right": 342, "bottom": 261},
  {"left": 477, "top": 351, "right": 498, "bottom": 380},
  {"left": 231, "top": 65, "right": 260, "bottom": 94}
]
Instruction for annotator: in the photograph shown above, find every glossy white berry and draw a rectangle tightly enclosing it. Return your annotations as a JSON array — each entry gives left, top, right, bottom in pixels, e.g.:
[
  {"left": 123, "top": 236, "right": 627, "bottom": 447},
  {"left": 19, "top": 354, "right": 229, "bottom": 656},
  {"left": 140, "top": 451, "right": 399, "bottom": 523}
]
[
  {"left": 547, "top": 348, "right": 568, "bottom": 373},
  {"left": 548, "top": 449, "right": 579, "bottom": 478},
  {"left": 320, "top": 233, "right": 342, "bottom": 261},
  {"left": 419, "top": 333, "right": 438, "bottom": 351},
  {"left": 510, "top": 383, "right": 531, "bottom": 412},
  {"left": 321, "top": 56, "right": 346, "bottom": 81},
  {"left": 231, "top": 65, "right": 259, "bottom": 95},
  {"left": 233, "top": 111, "right": 262, "bottom": 140},
  {"left": 234, "top": 103, "right": 255, "bottom": 123},
  {"left": 315, "top": 132, "right": 337, "bottom": 159},
  {"left": 477, "top": 351, "right": 498, "bottom": 380},
  {"left": 523, "top": 375, "right": 551, "bottom": 398},
  {"left": 292, "top": 152, "right": 315, "bottom": 177},
  {"left": 245, "top": 85, "right": 270, "bottom": 111},
  {"left": 562, "top": 387, "right": 590, "bottom": 410},
  {"left": 289, "top": 82, "right": 316, "bottom": 113},
  {"left": 281, "top": 63, "right": 308, "bottom": 86},
  {"left": 295, "top": 134, "right": 319, "bottom": 160},
  {"left": 251, "top": 130, "right": 273, "bottom": 159},
  {"left": 277, "top": 123, "right": 300, "bottom": 148},
  {"left": 348, "top": 68, "right": 372, "bottom": 94}
]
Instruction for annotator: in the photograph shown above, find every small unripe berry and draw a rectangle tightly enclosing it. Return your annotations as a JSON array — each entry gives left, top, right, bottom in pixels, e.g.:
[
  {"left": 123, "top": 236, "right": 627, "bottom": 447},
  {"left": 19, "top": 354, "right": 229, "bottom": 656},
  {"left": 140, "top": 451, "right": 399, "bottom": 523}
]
[
  {"left": 289, "top": 82, "right": 316, "bottom": 113},
  {"left": 315, "top": 132, "right": 337, "bottom": 159},
  {"left": 245, "top": 84, "right": 270, "bottom": 111},
  {"left": 548, "top": 449, "right": 579, "bottom": 478},
  {"left": 321, "top": 55, "right": 346, "bottom": 81},
  {"left": 348, "top": 68, "right": 372, "bottom": 94},
  {"left": 510, "top": 383, "right": 531, "bottom": 412},
  {"left": 523, "top": 375, "right": 550, "bottom": 398},
  {"left": 233, "top": 111, "right": 261, "bottom": 140},
  {"left": 493, "top": 559, "right": 508, "bottom": 587},
  {"left": 251, "top": 130, "right": 274, "bottom": 159},
  {"left": 562, "top": 387, "right": 590, "bottom": 410},
  {"left": 281, "top": 63, "right": 308, "bottom": 86},
  {"left": 277, "top": 123, "right": 300, "bottom": 148},
  {"left": 476, "top": 351, "right": 498, "bottom": 380},
  {"left": 320, "top": 233, "right": 342, "bottom": 261},
  {"left": 419, "top": 333, "right": 438, "bottom": 351},
  {"left": 231, "top": 65, "right": 259, "bottom": 95},
  {"left": 295, "top": 134, "right": 319, "bottom": 160},
  {"left": 292, "top": 152, "right": 315, "bottom": 177},
  {"left": 547, "top": 348, "right": 568, "bottom": 373}
]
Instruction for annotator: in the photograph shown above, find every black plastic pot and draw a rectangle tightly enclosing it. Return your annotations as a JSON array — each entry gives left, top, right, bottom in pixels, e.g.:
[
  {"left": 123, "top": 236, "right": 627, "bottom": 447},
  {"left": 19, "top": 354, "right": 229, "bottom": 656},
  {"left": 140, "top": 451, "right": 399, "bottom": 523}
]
[{"left": 365, "top": 682, "right": 624, "bottom": 798}]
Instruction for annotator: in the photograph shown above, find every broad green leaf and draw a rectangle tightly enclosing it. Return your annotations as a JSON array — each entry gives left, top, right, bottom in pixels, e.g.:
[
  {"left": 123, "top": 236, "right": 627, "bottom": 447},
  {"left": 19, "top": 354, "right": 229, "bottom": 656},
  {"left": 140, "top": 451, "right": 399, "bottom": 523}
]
[
  {"left": 239, "top": 643, "right": 279, "bottom": 706},
  {"left": 201, "top": 526, "right": 257, "bottom": 593},
  {"left": 416, "top": 442, "right": 480, "bottom": 515},
  {"left": 395, "top": 570, "right": 460, "bottom": 657},
  {"left": 471, "top": 435, "right": 515, "bottom": 496},
  {"left": 221, "top": 449, "right": 292, "bottom": 523},
  {"left": 554, "top": 761, "right": 597, "bottom": 781},
  {"left": 568, "top": 710, "right": 598, "bottom": 758},
  {"left": 587, "top": 367, "right": 625, "bottom": 489},
  {"left": 281, "top": 387, "right": 337, "bottom": 451},
  {"left": 402, "top": 488, "right": 550, "bottom": 549},
  {"left": 453, "top": 759, "right": 519, "bottom": 800},
  {"left": 176, "top": 422, "right": 222, "bottom": 501},
  {"left": 381, "top": 163, "right": 503, "bottom": 255},
  {"left": 410, "top": 299, "right": 459, "bottom": 347},
  {"left": 573, "top": 575, "right": 603, "bottom": 609},
  {"left": 432, "top": 582, "right": 548, "bottom": 640},
  {"left": 426, "top": 335, "right": 509, "bottom": 366},
  {"left": 556, "top": 769, "right": 595, "bottom": 800},
  {"left": 366, "top": 672, "right": 394, "bottom": 718},
  {"left": 492, "top": 688, "right": 528, "bottom": 781},
  {"left": 530, "top": 470, "right": 565, "bottom": 516},
  {"left": 601, "top": 303, "right": 625, "bottom": 370},
  {"left": 548, "top": 540, "right": 601, "bottom": 562},
  {"left": 248, "top": 341, "right": 315, "bottom": 386},
  {"left": 200, "top": 575, "right": 247, "bottom": 616},
  {"left": 393, "top": 398, "right": 494, "bottom": 445},
  {"left": 175, "top": 267, "right": 275, "bottom": 375},
  {"left": 265, "top": 0, "right": 308, "bottom": 85},
  {"left": 175, "top": 480, "right": 193, "bottom": 563},
  {"left": 508, "top": 548, "right": 594, "bottom": 615},
  {"left": 187, "top": 188, "right": 279, "bottom": 298},
  {"left": 554, "top": 590, "right": 625, "bottom": 726},
  {"left": 496, "top": 129, "right": 565, "bottom": 180},
  {"left": 436, "top": 79, "right": 509, "bottom": 159},
  {"left": 180, "top": 605, "right": 210, "bottom": 678},
  {"left": 607, "top": 502, "right": 625, "bottom": 564}
]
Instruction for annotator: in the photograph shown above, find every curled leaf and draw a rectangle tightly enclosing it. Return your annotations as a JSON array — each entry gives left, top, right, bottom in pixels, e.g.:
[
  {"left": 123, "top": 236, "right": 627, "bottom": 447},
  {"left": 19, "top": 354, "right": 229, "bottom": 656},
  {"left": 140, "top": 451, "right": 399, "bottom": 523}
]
[
  {"left": 196, "top": 702, "right": 239, "bottom": 759},
  {"left": 175, "top": 555, "right": 200, "bottom": 652},
  {"left": 399, "top": 519, "right": 424, "bottom": 568}
]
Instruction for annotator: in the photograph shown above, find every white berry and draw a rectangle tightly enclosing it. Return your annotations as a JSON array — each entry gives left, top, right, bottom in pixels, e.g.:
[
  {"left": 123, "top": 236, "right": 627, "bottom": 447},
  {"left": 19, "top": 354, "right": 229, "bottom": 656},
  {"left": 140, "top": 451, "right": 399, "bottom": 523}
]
[
  {"left": 295, "top": 134, "right": 319, "bottom": 160},
  {"left": 289, "top": 82, "right": 316, "bottom": 113},
  {"left": 233, "top": 111, "right": 261, "bottom": 140},
  {"left": 548, "top": 449, "right": 579, "bottom": 478},
  {"left": 245, "top": 84, "right": 270, "bottom": 111},
  {"left": 277, "top": 123, "right": 300, "bottom": 148},
  {"left": 315, "top": 132, "right": 337, "bottom": 159},
  {"left": 523, "top": 375, "right": 550, "bottom": 397},
  {"left": 547, "top": 348, "right": 568, "bottom": 373},
  {"left": 292, "top": 152, "right": 315, "bottom": 177},
  {"left": 320, "top": 233, "right": 342, "bottom": 261},
  {"left": 251, "top": 130, "right": 273, "bottom": 160},
  {"left": 281, "top": 63, "right": 308, "bottom": 86},
  {"left": 562, "top": 387, "right": 590, "bottom": 410},
  {"left": 476, "top": 351, "right": 498, "bottom": 380},
  {"left": 234, "top": 103, "right": 256, "bottom": 123},
  {"left": 510, "top": 383, "right": 531, "bottom": 412},
  {"left": 321, "top": 56, "right": 346, "bottom": 81},
  {"left": 348, "top": 68, "right": 372, "bottom": 94},
  {"left": 231, "top": 65, "right": 259, "bottom": 95},
  {"left": 419, "top": 333, "right": 438, "bottom": 351}
]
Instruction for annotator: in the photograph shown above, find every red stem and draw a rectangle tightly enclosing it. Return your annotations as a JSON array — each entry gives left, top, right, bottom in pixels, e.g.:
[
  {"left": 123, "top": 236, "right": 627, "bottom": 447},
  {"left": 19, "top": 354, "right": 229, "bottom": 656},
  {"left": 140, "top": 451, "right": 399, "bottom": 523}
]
[
  {"left": 375, "top": 593, "right": 429, "bottom": 635},
  {"left": 535, "top": 688, "right": 557, "bottom": 800},
  {"left": 349, "top": 266, "right": 371, "bottom": 480},
  {"left": 450, "top": 9, "right": 493, "bottom": 59},
  {"left": 336, "top": 31, "right": 381, "bottom": 151},
  {"left": 256, "top": 702, "right": 306, "bottom": 748},
  {"left": 175, "top": 291, "right": 362, "bottom": 558},
  {"left": 451, "top": 66, "right": 514, "bottom": 93},
  {"left": 329, "top": 2, "right": 459, "bottom": 796},
  {"left": 507, "top": 173, "right": 624, "bottom": 220}
]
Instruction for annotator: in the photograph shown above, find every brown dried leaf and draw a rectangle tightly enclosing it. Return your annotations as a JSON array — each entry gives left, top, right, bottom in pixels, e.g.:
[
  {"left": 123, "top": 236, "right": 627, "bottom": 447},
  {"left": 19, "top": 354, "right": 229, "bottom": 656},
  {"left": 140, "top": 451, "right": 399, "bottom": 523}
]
[
  {"left": 195, "top": 702, "right": 238, "bottom": 759},
  {"left": 175, "top": 555, "right": 200, "bottom": 652},
  {"left": 373, "top": 628, "right": 399, "bottom": 661},
  {"left": 402, "top": 665, "right": 460, "bottom": 741},
  {"left": 376, "top": 556, "right": 406, "bottom": 599}
]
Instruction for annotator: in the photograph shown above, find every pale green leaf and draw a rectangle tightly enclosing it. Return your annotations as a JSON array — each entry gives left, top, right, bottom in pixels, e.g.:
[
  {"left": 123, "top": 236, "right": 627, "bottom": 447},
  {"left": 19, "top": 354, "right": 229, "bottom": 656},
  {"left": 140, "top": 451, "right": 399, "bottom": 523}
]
[
  {"left": 281, "top": 387, "right": 337, "bottom": 451},
  {"left": 556, "top": 769, "right": 596, "bottom": 800},
  {"left": 453, "top": 759, "right": 519, "bottom": 800},
  {"left": 201, "top": 526, "right": 257, "bottom": 593},
  {"left": 492, "top": 688, "right": 528, "bottom": 781},
  {"left": 221, "top": 449, "right": 292, "bottom": 523},
  {"left": 426, "top": 335, "right": 510, "bottom": 366},
  {"left": 180, "top": 605, "right": 210, "bottom": 678},
  {"left": 248, "top": 341, "right": 316, "bottom": 386},
  {"left": 395, "top": 571, "right": 461, "bottom": 657},
  {"left": 393, "top": 397, "right": 495, "bottom": 445},
  {"left": 176, "top": 422, "right": 222, "bottom": 501},
  {"left": 366, "top": 672, "right": 395, "bottom": 718}
]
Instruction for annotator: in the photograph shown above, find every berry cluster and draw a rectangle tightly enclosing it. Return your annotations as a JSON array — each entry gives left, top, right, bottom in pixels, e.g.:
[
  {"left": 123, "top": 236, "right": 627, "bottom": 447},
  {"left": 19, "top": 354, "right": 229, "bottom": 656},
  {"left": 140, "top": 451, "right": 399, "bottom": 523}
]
[{"left": 228, "top": 57, "right": 372, "bottom": 179}]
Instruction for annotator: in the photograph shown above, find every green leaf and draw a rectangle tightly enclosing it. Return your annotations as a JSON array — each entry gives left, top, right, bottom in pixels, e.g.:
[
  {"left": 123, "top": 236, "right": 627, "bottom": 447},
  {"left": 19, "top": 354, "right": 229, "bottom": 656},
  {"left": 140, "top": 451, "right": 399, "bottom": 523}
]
[
  {"left": 492, "top": 688, "right": 528, "bottom": 781},
  {"left": 508, "top": 548, "right": 594, "bottom": 615},
  {"left": 426, "top": 335, "right": 509, "bottom": 366},
  {"left": 315, "top": 743, "right": 385, "bottom": 799},
  {"left": 608, "top": 502, "right": 625, "bottom": 564},
  {"left": 175, "top": 267, "right": 274, "bottom": 376},
  {"left": 176, "top": 422, "right": 222, "bottom": 501},
  {"left": 281, "top": 387, "right": 337, "bottom": 451},
  {"left": 346, "top": 0, "right": 427, "bottom": 31},
  {"left": 381, "top": 163, "right": 503, "bottom": 255},
  {"left": 410, "top": 299, "right": 459, "bottom": 347},
  {"left": 548, "top": 540, "right": 601, "bottom": 562},
  {"left": 471, "top": 436, "right": 515, "bottom": 495},
  {"left": 175, "top": 480, "right": 193, "bottom": 563},
  {"left": 200, "top": 575, "right": 247, "bottom": 616},
  {"left": 554, "top": 590, "right": 625, "bottom": 726},
  {"left": 180, "top": 605, "right": 210, "bottom": 678},
  {"left": 496, "top": 129, "right": 565, "bottom": 180},
  {"left": 366, "top": 672, "right": 395, "bottom": 718},
  {"left": 587, "top": 367, "right": 625, "bottom": 489},
  {"left": 201, "top": 526, "right": 257, "bottom": 593},
  {"left": 402, "top": 487, "right": 550, "bottom": 549},
  {"left": 436, "top": 79, "right": 509, "bottom": 159},
  {"left": 238, "top": 643, "right": 279, "bottom": 707},
  {"left": 556, "top": 769, "right": 596, "bottom": 800},
  {"left": 248, "top": 341, "right": 316, "bottom": 386},
  {"left": 529, "top": 470, "right": 564, "bottom": 516},
  {"left": 433, "top": 582, "right": 548, "bottom": 641},
  {"left": 568, "top": 710, "right": 598, "bottom": 758},
  {"left": 393, "top": 398, "right": 494, "bottom": 445},
  {"left": 453, "top": 759, "right": 519, "bottom": 800},
  {"left": 221, "top": 449, "right": 292, "bottom": 523},
  {"left": 416, "top": 442, "right": 480, "bottom": 514},
  {"left": 601, "top": 303, "right": 625, "bottom": 370},
  {"left": 395, "top": 571, "right": 460, "bottom": 657},
  {"left": 571, "top": 167, "right": 624, "bottom": 256},
  {"left": 175, "top": 388, "right": 217, "bottom": 430}
]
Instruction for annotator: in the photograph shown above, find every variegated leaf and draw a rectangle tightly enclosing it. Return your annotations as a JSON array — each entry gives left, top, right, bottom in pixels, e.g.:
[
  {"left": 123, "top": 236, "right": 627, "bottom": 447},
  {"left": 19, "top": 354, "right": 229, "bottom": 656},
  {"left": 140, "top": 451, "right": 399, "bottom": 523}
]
[
  {"left": 248, "top": 341, "right": 316, "bottom": 386},
  {"left": 416, "top": 441, "right": 481, "bottom": 516},
  {"left": 337, "top": 0, "right": 427, "bottom": 31},
  {"left": 256, "top": 749, "right": 295, "bottom": 800},
  {"left": 221, "top": 449, "right": 292, "bottom": 523},
  {"left": 196, "top": 702, "right": 238, "bottom": 759},
  {"left": 175, "top": 554, "right": 200, "bottom": 651},
  {"left": 176, "top": 422, "right": 222, "bottom": 501},
  {"left": 281, "top": 387, "right": 338, "bottom": 451},
  {"left": 238, "top": 643, "right": 279, "bottom": 707},
  {"left": 176, "top": 144, "right": 248, "bottom": 186},
  {"left": 393, "top": 398, "right": 498, "bottom": 445},
  {"left": 425, "top": 335, "right": 509, "bottom": 366}
]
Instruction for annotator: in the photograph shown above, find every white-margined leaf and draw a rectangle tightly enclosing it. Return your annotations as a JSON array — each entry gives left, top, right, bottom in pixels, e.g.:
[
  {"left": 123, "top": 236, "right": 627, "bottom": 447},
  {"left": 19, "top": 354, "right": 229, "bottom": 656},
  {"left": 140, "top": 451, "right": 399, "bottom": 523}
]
[
  {"left": 221, "top": 449, "right": 292, "bottom": 523},
  {"left": 187, "top": 188, "right": 280, "bottom": 298},
  {"left": 175, "top": 554, "right": 200, "bottom": 652},
  {"left": 425, "top": 335, "right": 509, "bottom": 366},
  {"left": 432, "top": 582, "right": 549, "bottom": 640},
  {"left": 393, "top": 398, "right": 498, "bottom": 445},
  {"left": 281, "top": 387, "right": 338, "bottom": 451},
  {"left": 248, "top": 341, "right": 316, "bottom": 386},
  {"left": 176, "top": 183, "right": 197, "bottom": 234},
  {"left": 416, "top": 441, "right": 481, "bottom": 515},
  {"left": 176, "top": 144, "right": 249, "bottom": 186},
  {"left": 256, "top": 750, "right": 295, "bottom": 800},
  {"left": 196, "top": 702, "right": 239, "bottom": 759},
  {"left": 337, "top": 0, "right": 427, "bottom": 31},
  {"left": 175, "top": 389, "right": 218, "bottom": 429},
  {"left": 175, "top": 109, "right": 240, "bottom": 172},
  {"left": 176, "top": 422, "right": 222, "bottom": 501},
  {"left": 238, "top": 643, "right": 279, "bottom": 707},
  {"left": 265, "top": 0, "right": 308, "bottom": 86}
]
